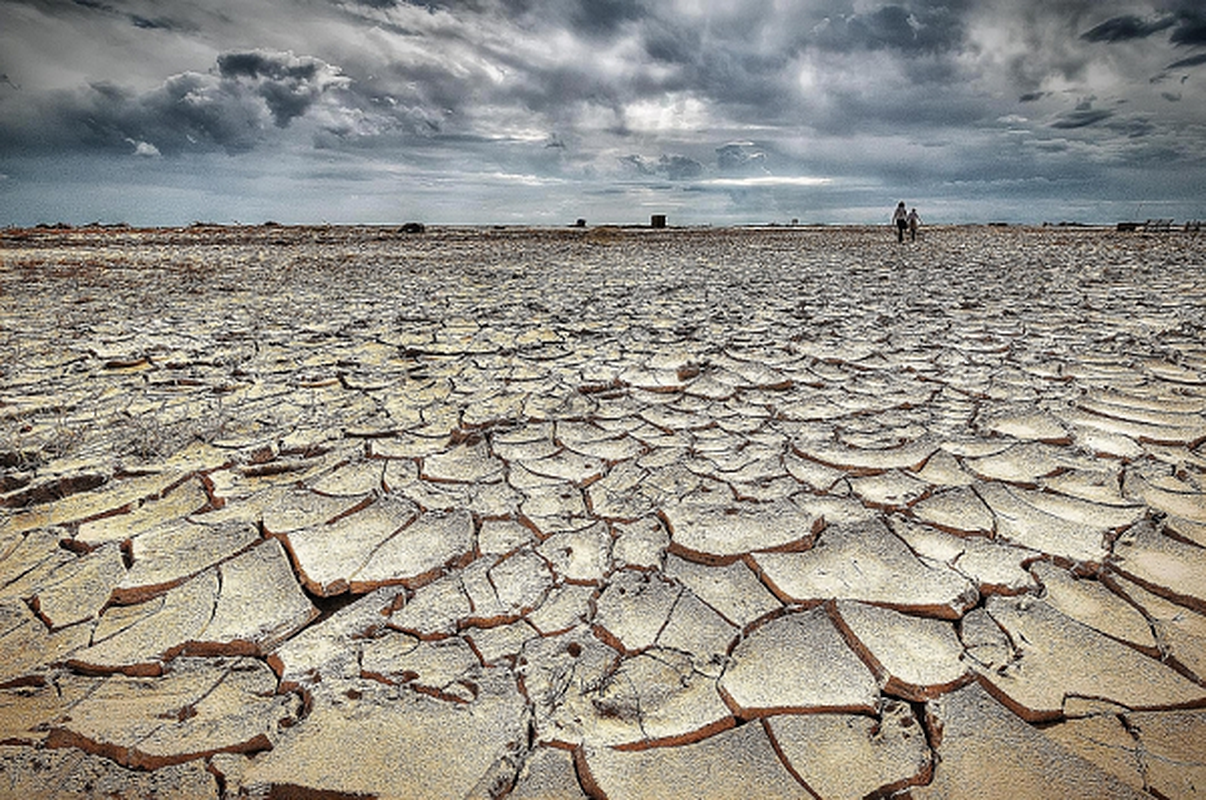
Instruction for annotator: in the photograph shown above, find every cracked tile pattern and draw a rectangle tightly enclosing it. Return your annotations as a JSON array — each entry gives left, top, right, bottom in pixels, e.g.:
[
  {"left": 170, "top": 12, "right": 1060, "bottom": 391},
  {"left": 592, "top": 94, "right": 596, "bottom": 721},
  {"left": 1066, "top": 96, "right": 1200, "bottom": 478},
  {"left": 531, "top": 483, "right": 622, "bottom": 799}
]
[{"left": 2, "top": 224, "right": 1206, "bottom": 798}]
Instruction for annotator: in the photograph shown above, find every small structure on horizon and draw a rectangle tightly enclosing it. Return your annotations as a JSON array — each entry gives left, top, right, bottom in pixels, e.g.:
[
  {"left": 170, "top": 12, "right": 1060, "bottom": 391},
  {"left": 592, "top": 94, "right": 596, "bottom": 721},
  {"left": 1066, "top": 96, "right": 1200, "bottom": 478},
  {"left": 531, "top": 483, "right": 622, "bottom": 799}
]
[
  {"left": 650, "top": 214, "right": 667, "bottom": 229},
  {"left": 1119, "top": 219, "right": 1176, "bottom": 233}
]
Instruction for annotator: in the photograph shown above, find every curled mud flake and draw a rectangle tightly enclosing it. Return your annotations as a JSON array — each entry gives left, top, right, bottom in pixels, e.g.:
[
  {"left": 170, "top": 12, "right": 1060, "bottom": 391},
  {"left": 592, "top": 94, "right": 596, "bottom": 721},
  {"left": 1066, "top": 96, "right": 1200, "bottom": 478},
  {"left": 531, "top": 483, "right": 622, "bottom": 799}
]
[
  {"left": 422, "top": 440, "right": 506, "bottom": 483},
  {"left": 0, "top": 599, "right": 91, "bottom": 688},
  {"left": 276, "top": 495, "right": 419, "bottom": 597},
  {"left": 578, "top": 715, "right": 809, "bottom": 799},
  {"left": 351, "top": 508, "right": 476, "bottom": 594},
  {"left": 767, "top": 699, "right": 933, "bottom": 799},
  {"left": 46, "top": 657, "right": 287, "bottom": 771},
  {"left": 890, "top": 516, "right": 1040, "bottom": 596},
  {"left": 848, "top": 466, "right": 932, "bottom": 511},
  {"left": 112, "top": 519, "right": 258, "bottom": 605},
  {"left": 1039, "top": 715, "right": 1147, "bottom": 794},
  {"left": 919, "top": 683, "right": 1149, "bottom": 799},
  {"left": 386, "top": 571, "right": 473, "bottom": 639},
  {"left": 1122, "top": 708, "right": 1206, "bottom": 799},
  {"left": 791, "top": 437, "right": 936, "bottom": 475},
  {"left": 241, "top": 672, "right": 528, "bottom": 798},
  {"left": 655, "top": 588, "right": 737, "bottom": 672},
  {"left": 564, "top": 648, "right": 735, "bottom": 750},
  {"left": 910, "top": 485, "right": 994, "bottom": 535},
  {"left": 753, "top": 519, "right": 978, "bottom": 619},
  {"left": 525, "top": 583, "right": 596, "bottom": 636},
  {"left": 977, "top": 482, "right": 1112, "bottom": 565},
  {"left": 28, "top": 541, "right": 126, "bottom": 631},
  {"left": 1104, "top": 572, "right": 1206, "bottom": 683},
  {"left": 593, "top": 570, "right": 681, "bottom": 655},
  {"left": 980, "top": 410, "right": 1072, "bottom": 444},
  {"left": 964, "top": 442, "right": 1074, "bottom": 486},
  {"left": 260, "top": 488, "right": 368, "bottom": 537},
  {"left": 1030, "top": 561, "right": 1157, "bottom": 652},
  {"left": 68, "top": 570, "right": 219, "bottom": 677},
  {"left": 663, "top": 554, "right": 781, "bottom": 630},
  {"left": 661, "top": 496, "right": 822, "bottom": 562},
  {"left": 979, "top": 595, "right": 1206, "bottom": 722},
  {"left": 478, "top": 518, "right": 536, "bottom": 556},
  {"left": 191, "top": 538, "right": 318, "bottom": 656},
  {"left": 75, "top": 476, "right": 210, "bottom": 548},
  {"left": 1109, "top": 522, "right": 1206, "bottom": 614},
  {"left": 719, "top": 606, "right": 878, "bottom": 718},
  {"left": 830, "top": 599, "right": 969, "bottom": 701}
]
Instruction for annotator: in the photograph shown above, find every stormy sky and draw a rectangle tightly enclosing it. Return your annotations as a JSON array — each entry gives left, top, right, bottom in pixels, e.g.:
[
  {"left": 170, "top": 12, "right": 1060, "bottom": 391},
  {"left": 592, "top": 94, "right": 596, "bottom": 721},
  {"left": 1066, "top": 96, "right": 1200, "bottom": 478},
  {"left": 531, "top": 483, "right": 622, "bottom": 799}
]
[{"left": 1, "top": 0, "right": 1204, "bottom": 226}]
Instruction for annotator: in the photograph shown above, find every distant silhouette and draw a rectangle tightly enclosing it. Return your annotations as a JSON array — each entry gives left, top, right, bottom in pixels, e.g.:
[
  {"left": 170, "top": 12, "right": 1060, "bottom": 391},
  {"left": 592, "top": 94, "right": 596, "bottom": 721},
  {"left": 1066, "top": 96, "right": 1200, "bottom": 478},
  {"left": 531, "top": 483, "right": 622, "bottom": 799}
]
[
  {"left": 892, "top": 201, "right": 908, "bottom": 243},
  {"left": 907, "top": 207, "right": 921, "bottom": 241}
]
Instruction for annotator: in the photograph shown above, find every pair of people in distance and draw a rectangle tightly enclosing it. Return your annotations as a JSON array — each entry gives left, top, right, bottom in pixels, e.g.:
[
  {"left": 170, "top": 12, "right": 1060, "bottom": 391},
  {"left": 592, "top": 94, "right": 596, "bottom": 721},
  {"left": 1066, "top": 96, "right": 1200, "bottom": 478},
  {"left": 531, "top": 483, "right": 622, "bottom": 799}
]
[{"left": 892, "top": 201, "right": 921, "bottom": 242}]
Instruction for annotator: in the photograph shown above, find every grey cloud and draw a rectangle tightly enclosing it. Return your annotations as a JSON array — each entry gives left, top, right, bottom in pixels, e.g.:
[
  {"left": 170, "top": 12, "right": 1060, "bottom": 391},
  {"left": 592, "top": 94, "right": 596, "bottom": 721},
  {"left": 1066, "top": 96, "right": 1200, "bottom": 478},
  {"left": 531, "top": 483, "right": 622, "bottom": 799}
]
[
  {"left": 807, "top": 2, "right": 969, "bottom": 55},
  {"left": 716, "top": 143, "right": 767, "bottom": 174},
  {"left": 2, "top": 50, "right": 357, "bottom": 155},
  {"left": 619, "top": 153, "right": 702, "bottom": 181},
  {"left": 1080, "top": 15, "right": 1175, "bottom": 43},
  {"left": 659, "top": 154, "right": 703, "bottom": 180},
  {"left": 130, "top": 14, "right": 175, "bottom": 30},
  {"left": 3, "top": 0, "right": 1206, "bottom": 227},
  {"left": 1079, "top": 5, "right": 1206, "bottom": 47},
  {"left": 641, "top": 20, "right": 701, "bottom": 65},
  {"left": 1108, "top": 115, "right": 1157, "bottom": 137},
  {"left": 1169, "top": 8, "right": 1206, "bottom": 46},
  {"left": 568, "top": 0, "right": 644, "bottom": 38},
  {"left": 1050, "top": 105, "right": 1115, "bottom": 129},
  {"left": 1167, "top": 52, "right": 1206, "bottom": 68},
  {"left": 619, "top": 154, "right": 656, "bottom": 175},
  {"left": 15, "top": 0, "right": 190, "bottom": 34},
  {"left": 217, "top": 50, "right": 349, "bottom": 126}
]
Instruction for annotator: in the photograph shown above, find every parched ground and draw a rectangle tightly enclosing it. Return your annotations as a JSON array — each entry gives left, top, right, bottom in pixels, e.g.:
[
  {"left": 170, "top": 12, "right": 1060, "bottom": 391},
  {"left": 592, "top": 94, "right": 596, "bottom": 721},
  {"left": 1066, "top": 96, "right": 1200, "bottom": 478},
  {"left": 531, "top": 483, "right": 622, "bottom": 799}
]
[{"left": 2, "top": 223, "right": 1206, "bottom": 799}]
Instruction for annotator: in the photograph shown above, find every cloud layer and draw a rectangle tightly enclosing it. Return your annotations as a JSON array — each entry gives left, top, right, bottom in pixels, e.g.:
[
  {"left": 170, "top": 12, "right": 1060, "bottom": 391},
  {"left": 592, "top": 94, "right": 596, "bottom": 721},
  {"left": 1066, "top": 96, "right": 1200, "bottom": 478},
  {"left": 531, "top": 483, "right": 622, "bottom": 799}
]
[{"left": 1, "top": 0, "right": 1204, "bottom": 224}]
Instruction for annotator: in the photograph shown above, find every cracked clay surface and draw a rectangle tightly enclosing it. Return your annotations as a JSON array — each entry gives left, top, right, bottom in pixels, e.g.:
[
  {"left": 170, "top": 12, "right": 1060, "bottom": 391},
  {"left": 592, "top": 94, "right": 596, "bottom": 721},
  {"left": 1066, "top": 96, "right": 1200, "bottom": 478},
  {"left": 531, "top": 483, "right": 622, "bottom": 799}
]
[{"left": 3, "top": 223, "right": 1206, "bottom": 798}]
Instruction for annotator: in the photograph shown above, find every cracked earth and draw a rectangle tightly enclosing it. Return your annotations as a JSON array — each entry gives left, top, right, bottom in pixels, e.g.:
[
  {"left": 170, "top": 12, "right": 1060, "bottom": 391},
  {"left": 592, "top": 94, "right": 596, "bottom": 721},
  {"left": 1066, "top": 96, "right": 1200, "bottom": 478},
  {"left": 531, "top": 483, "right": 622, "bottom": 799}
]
[{"left": 2, "top": 223, "right": 1206, "bottom": 799}]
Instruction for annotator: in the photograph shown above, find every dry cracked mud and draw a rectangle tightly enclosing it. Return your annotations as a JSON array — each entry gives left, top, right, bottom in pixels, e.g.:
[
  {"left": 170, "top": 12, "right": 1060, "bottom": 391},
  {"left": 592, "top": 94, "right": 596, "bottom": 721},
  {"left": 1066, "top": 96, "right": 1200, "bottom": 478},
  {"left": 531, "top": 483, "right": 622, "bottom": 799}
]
[{"left": 2, "top": 222, "right": 1206, "bottom": 798}]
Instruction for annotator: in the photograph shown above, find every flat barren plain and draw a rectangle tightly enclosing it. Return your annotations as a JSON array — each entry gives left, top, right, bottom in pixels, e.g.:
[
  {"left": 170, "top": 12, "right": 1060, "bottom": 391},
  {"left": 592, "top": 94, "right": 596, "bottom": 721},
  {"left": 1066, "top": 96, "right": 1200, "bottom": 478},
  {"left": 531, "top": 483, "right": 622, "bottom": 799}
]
[{"left": 2, "top": 223, "right": 1206, "bottom": 799}]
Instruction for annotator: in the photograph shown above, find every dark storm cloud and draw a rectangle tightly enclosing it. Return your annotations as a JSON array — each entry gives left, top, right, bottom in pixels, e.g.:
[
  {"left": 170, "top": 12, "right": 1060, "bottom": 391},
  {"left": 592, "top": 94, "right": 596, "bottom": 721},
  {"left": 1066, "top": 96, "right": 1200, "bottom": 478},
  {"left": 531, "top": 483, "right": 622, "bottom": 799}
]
[
  {"left": 1, "top": 50, "right": 353, "bottom": 155},
  {"left": 1080, "top": 4, "right": 1206, "bottom": 48},
  {"left": 568, "top": 0, "right": 644, "bottom": 38},
  {"left": 1050, "top": 105, "right": 1115, "bottom": 129},
  {"left": 1167, "top": 52, "right": 1206, "bottom": 69},
  {"left": 216, "top": 51, "right": 345, "bottom": 126},
  {"left": 2, "top": 0, "right": 1205, "bottom": 226},
  {"left": 1080, "top": 15, "right": 1175, "bottom": 43},
  {"left": 1169, "top": 6, "right": 1206, "bottom": 46},
  {"left": 808, "top": 2, "right": 968, "bottom": 54}
]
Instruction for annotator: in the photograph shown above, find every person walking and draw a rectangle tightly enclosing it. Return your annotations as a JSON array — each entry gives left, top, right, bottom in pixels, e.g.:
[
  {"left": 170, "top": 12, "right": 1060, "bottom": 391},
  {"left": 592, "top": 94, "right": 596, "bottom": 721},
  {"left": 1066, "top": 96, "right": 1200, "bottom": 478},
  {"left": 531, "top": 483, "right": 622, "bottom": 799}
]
[
  {"left": 907, "top": 207, "right": 921, "bottom": 242},
  {"left": 892, "top": 201, "right": 908, "bottom": 243}
]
